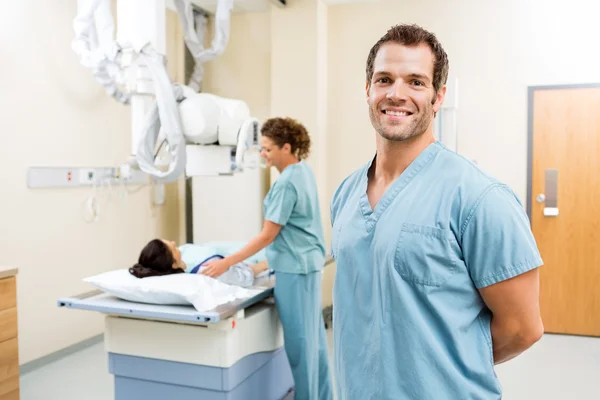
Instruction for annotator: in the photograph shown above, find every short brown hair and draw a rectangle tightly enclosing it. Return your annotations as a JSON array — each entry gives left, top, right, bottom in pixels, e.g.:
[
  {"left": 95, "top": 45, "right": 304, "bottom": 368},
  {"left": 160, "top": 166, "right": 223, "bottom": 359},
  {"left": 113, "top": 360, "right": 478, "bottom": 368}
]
[
  {"left": 366, "top": 24, "right": 449, "bottom": 93},
  {"left": 261, "top": 117, "right": 311, "bottom": 160}
]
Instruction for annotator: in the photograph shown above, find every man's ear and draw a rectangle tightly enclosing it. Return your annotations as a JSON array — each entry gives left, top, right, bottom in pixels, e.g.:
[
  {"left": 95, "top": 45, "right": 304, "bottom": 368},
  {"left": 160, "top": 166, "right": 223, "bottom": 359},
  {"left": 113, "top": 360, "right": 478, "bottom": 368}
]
[
  {"left": 432, "top": 85, "right": 447, "bottom": 113},
  {"left": 282, "top": 143, "right": 292, "bottom": 154},
  {"left": 365, "top": 81, "right": 371, "bottom": 102}
]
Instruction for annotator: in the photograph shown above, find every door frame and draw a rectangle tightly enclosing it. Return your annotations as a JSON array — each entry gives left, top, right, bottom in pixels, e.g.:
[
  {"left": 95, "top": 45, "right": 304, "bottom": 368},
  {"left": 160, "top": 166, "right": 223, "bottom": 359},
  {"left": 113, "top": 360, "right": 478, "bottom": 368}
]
[{"left": 526, "top": 83, "right": 600, "bottom": 218}]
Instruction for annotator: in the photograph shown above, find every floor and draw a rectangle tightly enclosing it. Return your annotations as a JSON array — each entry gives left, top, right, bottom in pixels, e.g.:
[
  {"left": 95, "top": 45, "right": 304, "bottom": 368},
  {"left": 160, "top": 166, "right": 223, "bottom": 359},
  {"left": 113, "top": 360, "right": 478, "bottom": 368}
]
[{"left": 20, "top": 331, "right": 600, "bottom": 399}]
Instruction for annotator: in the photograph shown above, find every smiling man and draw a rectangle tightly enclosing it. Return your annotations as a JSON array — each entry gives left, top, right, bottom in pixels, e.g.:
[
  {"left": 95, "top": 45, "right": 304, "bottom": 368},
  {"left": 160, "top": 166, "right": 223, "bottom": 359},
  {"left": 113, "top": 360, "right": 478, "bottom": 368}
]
[{"left": 330, "top": 24, "right": 544, "bottom": 399}]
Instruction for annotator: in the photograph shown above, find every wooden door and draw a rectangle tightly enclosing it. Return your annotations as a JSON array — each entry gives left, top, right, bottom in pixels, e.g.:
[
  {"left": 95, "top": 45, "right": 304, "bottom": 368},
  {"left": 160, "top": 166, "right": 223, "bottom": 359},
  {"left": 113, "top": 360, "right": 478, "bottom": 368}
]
[{"left": 529, "top": 84, "right": 600, "bottom": 336}]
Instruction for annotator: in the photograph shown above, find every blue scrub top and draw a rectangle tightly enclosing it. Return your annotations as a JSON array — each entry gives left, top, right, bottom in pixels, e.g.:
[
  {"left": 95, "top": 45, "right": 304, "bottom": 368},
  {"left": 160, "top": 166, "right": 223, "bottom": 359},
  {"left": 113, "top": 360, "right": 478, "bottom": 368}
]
[
  {"left": 179, "top": 242, "right": 266, "bottom": 273},
  {"left": 264, "top": 161, "right": 326, "bottom": 274},
  {"left": 330, "top": 142, "right": 543, "bottom": 400}
]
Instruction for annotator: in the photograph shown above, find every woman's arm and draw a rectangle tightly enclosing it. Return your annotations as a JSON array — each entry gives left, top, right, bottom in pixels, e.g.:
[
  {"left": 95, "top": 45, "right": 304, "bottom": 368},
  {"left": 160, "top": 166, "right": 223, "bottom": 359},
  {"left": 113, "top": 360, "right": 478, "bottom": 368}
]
[
  {"left": 225, "top": 221, "right": 281, "bottom": 265},
  {"left": 201, "top": 221, "right": 282, "bottom": 278}
]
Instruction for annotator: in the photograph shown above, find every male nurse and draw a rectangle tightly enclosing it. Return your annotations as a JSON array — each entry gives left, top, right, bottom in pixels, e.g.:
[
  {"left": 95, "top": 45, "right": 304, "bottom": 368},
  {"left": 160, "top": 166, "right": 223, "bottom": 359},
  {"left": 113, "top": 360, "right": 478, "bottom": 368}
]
[{"left": 330, "top": 24, "right": 544, "bottom": 400}]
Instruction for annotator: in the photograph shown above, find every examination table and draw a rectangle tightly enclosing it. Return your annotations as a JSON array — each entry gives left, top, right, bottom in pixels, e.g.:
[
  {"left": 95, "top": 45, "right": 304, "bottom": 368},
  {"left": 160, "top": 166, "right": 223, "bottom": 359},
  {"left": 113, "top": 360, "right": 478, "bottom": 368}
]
[{"left": 58, "top": 274, "right": 295, "bottom": 400}]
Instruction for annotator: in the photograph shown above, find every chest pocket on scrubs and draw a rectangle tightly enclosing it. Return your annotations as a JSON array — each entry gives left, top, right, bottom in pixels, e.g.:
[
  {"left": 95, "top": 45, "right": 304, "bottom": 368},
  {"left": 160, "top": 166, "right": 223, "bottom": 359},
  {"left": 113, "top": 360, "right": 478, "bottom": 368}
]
[{"left": 394, "top": 222, "right": 459, "bottom": 287}]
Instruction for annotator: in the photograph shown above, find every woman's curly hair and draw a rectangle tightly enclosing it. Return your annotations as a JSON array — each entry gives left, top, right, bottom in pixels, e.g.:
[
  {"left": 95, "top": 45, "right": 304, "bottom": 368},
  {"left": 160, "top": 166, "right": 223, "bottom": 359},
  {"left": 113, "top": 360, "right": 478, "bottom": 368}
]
[{"left": 261, "top": 117, "right": 311, "bottom": 160}]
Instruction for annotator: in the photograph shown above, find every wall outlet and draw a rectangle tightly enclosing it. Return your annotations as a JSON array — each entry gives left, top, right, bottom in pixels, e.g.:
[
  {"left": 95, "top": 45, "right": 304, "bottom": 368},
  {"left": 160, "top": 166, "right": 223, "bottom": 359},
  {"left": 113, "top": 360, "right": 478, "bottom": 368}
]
[
  {"left": 79, "top": 168, "right": 96, "bottom": 184},
  {"left": 119, "top": 164, "right": 132, "bottom": 181}
]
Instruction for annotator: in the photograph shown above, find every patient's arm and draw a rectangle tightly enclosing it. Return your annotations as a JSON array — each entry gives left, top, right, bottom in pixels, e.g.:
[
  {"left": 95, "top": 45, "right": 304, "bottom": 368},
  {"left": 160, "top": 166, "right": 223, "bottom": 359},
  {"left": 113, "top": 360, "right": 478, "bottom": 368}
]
[
  {"left": 201, "top": 221, "right": 281, "bottom": 278},
  {"left": 249, "top": 260, "right": 269, "bottom": 276}
]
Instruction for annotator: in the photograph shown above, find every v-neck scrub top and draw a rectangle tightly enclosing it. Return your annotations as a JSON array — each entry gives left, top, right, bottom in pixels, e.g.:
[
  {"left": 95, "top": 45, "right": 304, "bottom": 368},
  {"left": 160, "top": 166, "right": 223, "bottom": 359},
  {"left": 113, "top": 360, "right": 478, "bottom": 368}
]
[{"left": 330, "top": 141, "right": 543, "bottom": 400}]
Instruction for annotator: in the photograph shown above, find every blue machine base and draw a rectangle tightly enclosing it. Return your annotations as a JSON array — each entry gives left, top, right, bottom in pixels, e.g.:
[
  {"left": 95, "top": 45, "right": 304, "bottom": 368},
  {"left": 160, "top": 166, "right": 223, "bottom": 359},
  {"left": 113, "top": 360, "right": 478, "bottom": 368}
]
[{"left": 109, "top": 347, "right": 294, "bottom": 400}]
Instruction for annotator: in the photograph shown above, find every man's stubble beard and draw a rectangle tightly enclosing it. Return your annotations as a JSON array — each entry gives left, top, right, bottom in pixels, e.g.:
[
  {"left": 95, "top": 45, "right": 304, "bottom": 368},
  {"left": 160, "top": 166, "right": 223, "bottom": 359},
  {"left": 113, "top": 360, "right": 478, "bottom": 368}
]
[{"left": 369, "top": 96, "right": 436, "bottom": 142}]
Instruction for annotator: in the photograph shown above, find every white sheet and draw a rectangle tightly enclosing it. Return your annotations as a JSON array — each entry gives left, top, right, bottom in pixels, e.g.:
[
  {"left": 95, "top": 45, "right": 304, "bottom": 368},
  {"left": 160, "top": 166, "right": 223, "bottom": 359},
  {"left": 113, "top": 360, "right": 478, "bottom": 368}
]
[{"left": 83, "top": 269, "right": 262, "bottom": 312}]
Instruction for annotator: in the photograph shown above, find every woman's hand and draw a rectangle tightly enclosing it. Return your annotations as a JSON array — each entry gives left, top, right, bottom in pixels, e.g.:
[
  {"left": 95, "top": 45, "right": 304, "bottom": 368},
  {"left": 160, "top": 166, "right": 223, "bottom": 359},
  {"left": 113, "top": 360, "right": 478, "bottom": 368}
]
[
  {"left": 200, "top": 258, "right": 232, "bottom": 278},
  {"left": 200, "top": 221, "right": 282, "bottom": 279}
]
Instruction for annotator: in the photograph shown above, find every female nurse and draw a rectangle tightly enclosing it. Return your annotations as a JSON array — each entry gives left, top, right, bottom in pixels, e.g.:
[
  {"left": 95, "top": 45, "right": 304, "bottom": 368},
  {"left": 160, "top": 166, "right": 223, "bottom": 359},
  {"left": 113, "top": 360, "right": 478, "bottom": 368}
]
[{"left": 201, "top": 117, "right": 333, "bottom": 400}]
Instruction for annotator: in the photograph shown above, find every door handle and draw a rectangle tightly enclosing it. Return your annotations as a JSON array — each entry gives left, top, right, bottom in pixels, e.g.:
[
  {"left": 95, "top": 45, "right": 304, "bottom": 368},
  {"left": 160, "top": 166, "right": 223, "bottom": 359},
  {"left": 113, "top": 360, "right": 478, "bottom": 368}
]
[{"left": 542, "top": 169, "right": 559, "bottom": 217}]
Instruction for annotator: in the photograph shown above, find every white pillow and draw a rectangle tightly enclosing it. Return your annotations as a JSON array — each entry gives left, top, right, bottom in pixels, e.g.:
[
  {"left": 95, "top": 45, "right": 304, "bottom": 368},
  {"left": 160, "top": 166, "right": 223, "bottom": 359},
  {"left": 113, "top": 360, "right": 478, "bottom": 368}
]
[{"left": 83, "top": 269, "right": 262, "bottom": 312}]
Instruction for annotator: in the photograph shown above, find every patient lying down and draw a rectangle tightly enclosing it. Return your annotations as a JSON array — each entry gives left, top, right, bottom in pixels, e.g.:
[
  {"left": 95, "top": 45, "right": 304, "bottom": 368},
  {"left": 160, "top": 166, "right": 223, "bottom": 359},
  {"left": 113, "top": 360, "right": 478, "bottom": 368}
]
[{"left": 129, "top": 239, "right": 269, "bottom": 288}]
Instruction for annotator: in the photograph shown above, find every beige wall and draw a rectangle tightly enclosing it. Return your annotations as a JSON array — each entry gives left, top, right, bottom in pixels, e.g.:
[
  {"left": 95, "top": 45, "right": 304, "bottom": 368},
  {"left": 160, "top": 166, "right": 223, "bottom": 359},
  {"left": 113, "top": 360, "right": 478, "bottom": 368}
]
[
  {"left": 203, "top": 12, "right": 272, "bottom": 122},
  {"left": 327, "top": 0, "right": 600, "bottom": 204},
  {"left": 8, "top": 0, "right": 596, "bottom": 364},
  {"left": 269, "top": 0, "right": 335, "bottom": 306},
  {"left": 264, "top": 0, "right": 600, "bottom": 307},
  {"left": 0, "top": 2, "right": 183, "bottom": 364},
  {"left": 203, "top": 2, "right": 336, "bottom": 307},
  {"left": 202, "top": 10, "right": 273, "bottom": 220}
]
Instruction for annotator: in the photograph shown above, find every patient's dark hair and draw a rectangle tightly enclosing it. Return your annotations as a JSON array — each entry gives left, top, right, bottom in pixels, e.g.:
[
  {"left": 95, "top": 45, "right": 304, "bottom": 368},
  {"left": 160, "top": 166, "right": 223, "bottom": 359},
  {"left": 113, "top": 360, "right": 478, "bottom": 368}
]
[{"left": 129, "top": 239, "right": 184, "bottom": 279}]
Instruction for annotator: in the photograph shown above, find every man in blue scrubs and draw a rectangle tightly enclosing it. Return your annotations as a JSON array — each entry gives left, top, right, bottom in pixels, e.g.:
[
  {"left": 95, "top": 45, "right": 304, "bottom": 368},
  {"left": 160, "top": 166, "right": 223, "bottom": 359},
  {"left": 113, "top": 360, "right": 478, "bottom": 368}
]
[{"left": 330, "top": 24, "right": 544, "bottom": 399}]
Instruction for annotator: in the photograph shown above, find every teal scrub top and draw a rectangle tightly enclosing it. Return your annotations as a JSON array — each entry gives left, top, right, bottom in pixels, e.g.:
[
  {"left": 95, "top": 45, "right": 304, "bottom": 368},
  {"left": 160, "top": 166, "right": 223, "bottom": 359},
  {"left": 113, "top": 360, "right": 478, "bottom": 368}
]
[
  {"left": 264, "top": 161, "right": 326, "bottom": 274},
  {"left": 330, "top": 142, "right": 543, "bottom": 400}
]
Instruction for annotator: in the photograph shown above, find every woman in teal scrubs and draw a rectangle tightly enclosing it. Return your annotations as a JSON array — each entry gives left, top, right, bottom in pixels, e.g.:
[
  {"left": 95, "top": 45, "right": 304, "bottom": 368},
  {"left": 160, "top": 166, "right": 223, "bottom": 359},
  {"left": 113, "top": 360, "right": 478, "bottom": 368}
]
[{"left": 201, "top": 117, "right": 333, "bottom": 400}]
